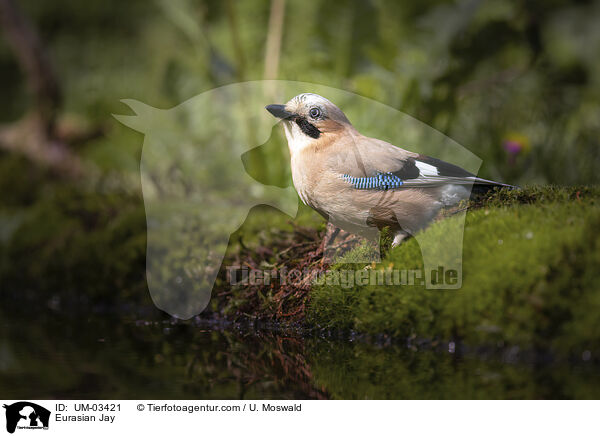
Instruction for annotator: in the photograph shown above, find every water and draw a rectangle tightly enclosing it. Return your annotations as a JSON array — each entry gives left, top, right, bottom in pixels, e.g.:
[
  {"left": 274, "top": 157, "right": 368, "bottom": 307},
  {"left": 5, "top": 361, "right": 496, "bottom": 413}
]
[{"left": 1, "top": 308, "right": 599, "bottom": 399}]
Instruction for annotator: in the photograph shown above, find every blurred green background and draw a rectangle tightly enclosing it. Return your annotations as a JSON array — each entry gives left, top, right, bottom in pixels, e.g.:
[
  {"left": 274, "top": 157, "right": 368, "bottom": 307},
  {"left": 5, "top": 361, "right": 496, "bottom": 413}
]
[
  {"left": 2, "top": 0, "right": 599, "bottom": 185},
  {"left": 1, "top": 0, "right": 600, "bottom": 399},
  {"left": 2, "top": 0, "right": 599, "bottom": 308}
]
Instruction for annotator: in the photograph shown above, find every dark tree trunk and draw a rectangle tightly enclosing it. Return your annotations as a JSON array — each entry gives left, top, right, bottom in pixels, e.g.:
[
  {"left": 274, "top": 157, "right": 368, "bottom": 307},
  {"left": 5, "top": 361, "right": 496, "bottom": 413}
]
[
  {"left": 0, "top": 0, "right": 61, "bottom": 133},
  {"left": 0, "top": 0, "right": 83, "bottom": 176}
]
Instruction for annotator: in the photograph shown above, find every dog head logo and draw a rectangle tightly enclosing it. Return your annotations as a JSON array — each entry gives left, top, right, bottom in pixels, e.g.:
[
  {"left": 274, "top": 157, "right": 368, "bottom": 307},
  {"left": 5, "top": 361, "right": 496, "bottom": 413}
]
[
  {"left": 3, "top": 402, "right": 50, "bottom": 433},
  {"left": 115, "top": 81, "right": 480, "bottom": 319}
]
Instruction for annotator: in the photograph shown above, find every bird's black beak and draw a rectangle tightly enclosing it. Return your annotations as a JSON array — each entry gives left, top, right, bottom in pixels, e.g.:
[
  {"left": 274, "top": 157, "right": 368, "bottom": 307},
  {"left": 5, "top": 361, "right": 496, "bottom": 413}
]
[{"left": 265, "top": 104, "right": 293, "bottom": 119}]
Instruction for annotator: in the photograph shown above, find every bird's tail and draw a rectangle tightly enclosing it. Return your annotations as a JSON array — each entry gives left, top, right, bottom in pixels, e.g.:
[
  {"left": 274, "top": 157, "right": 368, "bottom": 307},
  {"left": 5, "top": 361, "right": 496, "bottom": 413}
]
[{"left": 469, "top": 179, "right": 519, "bottom": 197}]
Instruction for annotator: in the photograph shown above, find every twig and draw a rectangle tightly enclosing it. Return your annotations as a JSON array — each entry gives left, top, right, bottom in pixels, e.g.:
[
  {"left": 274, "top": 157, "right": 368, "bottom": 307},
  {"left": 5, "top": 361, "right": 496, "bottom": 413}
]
[{"left": 264, "top": 0, "right": 285, "bottom": 81}]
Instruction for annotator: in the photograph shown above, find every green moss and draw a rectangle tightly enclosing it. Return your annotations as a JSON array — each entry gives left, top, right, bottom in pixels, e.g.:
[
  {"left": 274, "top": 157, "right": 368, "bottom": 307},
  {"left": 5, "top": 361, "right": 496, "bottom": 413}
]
[
  {"left": 0, "top": 185, "right": 149, "bottom": 305},
  {"left": 0, "top": 153, "right": 54, "bottom": 209},
  {"left": 3, "top": 176, "right": 599, "bottom": 359},
  {"left": 308, "top": 186, "right": 600, "bottom": 355}
]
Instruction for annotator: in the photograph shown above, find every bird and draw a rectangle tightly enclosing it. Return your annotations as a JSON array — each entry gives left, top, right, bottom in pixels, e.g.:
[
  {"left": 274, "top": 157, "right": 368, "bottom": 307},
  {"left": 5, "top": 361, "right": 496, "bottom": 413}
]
[{"left": 265, "top": 93, "right": 514, "bottom": 247}]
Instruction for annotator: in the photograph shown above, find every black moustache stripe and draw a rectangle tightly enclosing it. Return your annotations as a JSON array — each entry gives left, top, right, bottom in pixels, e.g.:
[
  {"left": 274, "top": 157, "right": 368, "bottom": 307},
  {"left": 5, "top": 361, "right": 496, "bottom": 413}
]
[{"left": 295, "top": 117, "right": 321, "bottom": 139}]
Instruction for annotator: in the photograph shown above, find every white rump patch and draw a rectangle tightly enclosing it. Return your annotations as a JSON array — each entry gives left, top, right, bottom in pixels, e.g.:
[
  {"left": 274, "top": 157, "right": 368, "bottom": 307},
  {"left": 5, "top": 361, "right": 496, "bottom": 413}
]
[
  {"left": 415, "top": 161, "right": 439, "bottom": 177},
  {"left": 440, "top": 184, "right": 471, "bottom": 206}
]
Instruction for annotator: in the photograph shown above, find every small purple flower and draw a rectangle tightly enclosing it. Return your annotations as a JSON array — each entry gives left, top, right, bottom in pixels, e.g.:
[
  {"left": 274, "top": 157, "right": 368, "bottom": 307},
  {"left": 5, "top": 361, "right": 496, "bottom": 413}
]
[
  {"left": 502, "top": 133, "right": 530, "bottom": 165},
  {"left": 503, "top": 140, "right": 523, "bottom": 155}
]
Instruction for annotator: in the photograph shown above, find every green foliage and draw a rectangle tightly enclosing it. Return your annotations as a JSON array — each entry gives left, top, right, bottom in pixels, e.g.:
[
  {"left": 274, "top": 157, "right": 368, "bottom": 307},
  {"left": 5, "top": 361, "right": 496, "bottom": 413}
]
[
  {"left": 308, "top": 186, "right": 600, "bottom": 355},
  {"left": 0, "top": 0, "right": 599, "bottom": 399},
  {"left": 1, "top": 0, "right": 599, "bottom": 186}
]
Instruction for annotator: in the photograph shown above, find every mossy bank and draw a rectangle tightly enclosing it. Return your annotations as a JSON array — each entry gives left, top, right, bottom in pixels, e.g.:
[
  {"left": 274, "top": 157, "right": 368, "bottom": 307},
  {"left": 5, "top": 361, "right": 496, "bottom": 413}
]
[
  {"left": 2, "top": 160, "right": 599, "bottom": 361},
  {"left": 308, "top": 186, "right": 600, "bottom": 357}
]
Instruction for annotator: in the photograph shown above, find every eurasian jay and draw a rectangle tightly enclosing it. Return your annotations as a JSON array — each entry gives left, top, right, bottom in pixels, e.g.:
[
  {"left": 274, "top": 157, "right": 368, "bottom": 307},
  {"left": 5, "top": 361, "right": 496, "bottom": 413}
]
[{"left": 266, "top": 93, "right": 513, "bottom": 246}]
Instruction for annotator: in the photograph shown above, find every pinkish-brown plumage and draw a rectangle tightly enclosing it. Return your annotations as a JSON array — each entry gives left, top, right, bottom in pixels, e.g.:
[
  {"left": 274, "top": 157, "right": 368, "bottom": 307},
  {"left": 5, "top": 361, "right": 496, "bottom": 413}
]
[{"left": 266, "top": 93, "right": 513, "bottom": 246}]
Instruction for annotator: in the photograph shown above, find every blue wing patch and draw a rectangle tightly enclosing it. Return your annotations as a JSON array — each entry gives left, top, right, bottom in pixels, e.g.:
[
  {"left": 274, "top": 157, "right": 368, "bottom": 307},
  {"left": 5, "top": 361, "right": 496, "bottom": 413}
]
[{"left": 342, "top": 172, "right": 403, "bottom": 190}]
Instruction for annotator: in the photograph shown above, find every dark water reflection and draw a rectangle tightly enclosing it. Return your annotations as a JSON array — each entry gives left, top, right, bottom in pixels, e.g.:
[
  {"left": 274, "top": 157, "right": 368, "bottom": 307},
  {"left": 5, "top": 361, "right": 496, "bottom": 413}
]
[{"left": 1, "top": 308, "right": 599, "bottom": 399}]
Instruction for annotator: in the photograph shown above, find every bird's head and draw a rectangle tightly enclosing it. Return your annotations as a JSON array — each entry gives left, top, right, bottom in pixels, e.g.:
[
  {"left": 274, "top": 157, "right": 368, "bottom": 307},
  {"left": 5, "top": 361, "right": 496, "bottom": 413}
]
[{"left": 266, "top": 93, "right": 352, "bottom": 154}]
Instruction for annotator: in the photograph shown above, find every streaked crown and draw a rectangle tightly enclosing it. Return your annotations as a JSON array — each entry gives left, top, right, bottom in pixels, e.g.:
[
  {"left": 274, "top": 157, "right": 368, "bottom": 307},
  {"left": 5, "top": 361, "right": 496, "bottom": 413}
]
[{"left": 285, "top": 93, "right": 351, "bottom": 125}]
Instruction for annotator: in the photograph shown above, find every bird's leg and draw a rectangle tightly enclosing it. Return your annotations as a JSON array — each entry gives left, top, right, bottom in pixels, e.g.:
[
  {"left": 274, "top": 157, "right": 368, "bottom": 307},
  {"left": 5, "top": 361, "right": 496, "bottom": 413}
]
[
  {"left": 391, "top": 230, "right": 410, "bottom": 248},
  {"left": 318, "top": 223, "right": 341, "bottom": 262},
  {"left": 319, "top": 225, "right": 340, "bottom": 252},
  {"left": 325, "top": 226, "right": 341, "bottom": 248}
]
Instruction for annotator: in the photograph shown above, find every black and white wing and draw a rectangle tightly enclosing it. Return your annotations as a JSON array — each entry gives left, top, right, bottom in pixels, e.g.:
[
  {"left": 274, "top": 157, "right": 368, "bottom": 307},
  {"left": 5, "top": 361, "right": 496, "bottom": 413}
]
[
  {"left": 344, "top": 137, "right": 515, "bottom": 189},
  {"left": 399, "top": 155, "right": 514, "bottom": 188}
]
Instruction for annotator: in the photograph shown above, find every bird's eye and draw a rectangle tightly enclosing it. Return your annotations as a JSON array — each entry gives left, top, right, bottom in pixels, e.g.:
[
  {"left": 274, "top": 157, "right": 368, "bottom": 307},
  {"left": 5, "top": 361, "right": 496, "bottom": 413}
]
[{"left": 309, "top": 107, "right": 321, "bottom": 119}]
